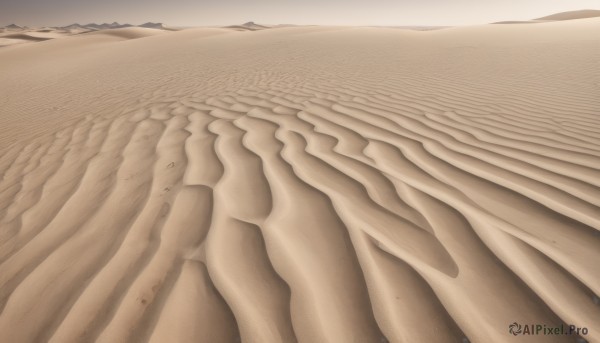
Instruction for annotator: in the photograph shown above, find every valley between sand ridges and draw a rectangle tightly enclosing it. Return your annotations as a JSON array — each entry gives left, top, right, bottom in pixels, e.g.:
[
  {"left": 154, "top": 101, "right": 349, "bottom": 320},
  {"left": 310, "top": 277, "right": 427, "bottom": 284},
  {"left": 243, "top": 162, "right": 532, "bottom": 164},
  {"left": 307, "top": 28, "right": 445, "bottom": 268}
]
[{"left": 0, "top": 15, "right": 599, "bottom": 343}]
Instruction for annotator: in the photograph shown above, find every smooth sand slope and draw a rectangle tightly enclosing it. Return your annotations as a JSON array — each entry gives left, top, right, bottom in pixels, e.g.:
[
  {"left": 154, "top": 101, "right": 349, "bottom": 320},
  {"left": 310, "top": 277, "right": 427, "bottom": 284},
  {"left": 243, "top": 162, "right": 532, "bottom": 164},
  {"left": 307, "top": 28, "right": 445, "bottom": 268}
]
[
  {"left": 494, "top": 9, "right": 600, "bottom": 24},
  {"left": 0, "top": 16, "right": 599, "bottom": 343},
  {"left": 536, "top": 9, "right": 600, "bottom": 21}
]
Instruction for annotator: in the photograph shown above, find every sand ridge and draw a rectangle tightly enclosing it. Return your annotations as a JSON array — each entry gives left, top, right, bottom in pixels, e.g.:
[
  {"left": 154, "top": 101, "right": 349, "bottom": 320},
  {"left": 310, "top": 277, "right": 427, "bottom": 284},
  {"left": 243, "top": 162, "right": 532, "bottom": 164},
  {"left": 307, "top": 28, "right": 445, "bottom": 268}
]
[
  {"left": 0, "top": 15, "right": 599, "bottom": 343},
  {"left": 0, "top": 22, "right": 176, "bottom": 48}
]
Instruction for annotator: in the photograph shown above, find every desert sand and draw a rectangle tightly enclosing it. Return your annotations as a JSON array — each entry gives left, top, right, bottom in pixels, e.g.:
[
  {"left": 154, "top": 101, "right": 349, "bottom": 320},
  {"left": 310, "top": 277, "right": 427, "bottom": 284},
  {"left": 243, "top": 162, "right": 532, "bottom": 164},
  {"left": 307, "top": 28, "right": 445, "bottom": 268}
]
[{"left": 0, "top": 11, "right": 599, "bottom": 343}]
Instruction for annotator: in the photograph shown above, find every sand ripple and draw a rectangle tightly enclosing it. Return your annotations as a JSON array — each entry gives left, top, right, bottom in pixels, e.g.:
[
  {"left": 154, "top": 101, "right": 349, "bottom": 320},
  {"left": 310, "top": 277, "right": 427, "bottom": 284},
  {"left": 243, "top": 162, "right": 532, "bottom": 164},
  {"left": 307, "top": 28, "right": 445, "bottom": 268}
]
[{"left": 0, "top": 22, "right": 599, "bottom": 343}]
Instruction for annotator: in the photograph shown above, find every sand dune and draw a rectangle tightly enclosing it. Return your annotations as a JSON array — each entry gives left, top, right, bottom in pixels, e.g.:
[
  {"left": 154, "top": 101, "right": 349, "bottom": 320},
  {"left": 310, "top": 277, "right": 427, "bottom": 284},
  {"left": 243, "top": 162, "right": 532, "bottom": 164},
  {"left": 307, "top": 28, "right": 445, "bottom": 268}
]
[
  {"left": 83, "top": 27, "right": 168, "bottom": 40},
  {"left": 0, "top": 31, "right": 60, "bottom": 47},
  {"left": 494, "top": 9, "right": 600, "bottom": 24},
  {"left": 0, "top": 22, "right": 174, "bottom": 48},
  {"left": 0, "top": 33, "right": 52, "bottom": 41},
  {"left": 0, "top": 15, "right": 599, "bottom": 343},
  {"left": 536, "top": 9, "right": 600, "bottom": 21}
]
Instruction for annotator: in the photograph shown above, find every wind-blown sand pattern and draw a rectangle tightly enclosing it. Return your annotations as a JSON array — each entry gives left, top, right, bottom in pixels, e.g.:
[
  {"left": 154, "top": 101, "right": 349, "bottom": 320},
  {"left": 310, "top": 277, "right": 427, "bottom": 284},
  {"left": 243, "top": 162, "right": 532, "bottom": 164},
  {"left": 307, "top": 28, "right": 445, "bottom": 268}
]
[{"left": 0, "top": 15, "right": 599, "bottom": 343}]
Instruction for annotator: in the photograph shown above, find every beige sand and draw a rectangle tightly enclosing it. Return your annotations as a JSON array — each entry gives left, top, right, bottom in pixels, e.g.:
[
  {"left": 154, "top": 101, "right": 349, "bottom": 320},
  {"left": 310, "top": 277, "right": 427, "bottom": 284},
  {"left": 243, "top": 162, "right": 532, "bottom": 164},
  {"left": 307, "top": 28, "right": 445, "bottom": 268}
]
[
  {"left": 494, "top": 9, "right": 600, "bottom": 25},
  {"left": 536, "top": 9, "right": 600, "bottom": 21},
  {"left": 0, "top": 14, "right": 599, "bottom": 343}
]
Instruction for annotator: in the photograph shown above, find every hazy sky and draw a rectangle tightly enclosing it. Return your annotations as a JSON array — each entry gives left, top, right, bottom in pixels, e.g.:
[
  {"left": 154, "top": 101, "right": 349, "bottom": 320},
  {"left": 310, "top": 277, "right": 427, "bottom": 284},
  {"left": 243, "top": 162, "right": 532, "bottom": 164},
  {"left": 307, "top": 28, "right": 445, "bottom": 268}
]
[{"left": 2, "top": 0, "right": 600, "bottom": 27}]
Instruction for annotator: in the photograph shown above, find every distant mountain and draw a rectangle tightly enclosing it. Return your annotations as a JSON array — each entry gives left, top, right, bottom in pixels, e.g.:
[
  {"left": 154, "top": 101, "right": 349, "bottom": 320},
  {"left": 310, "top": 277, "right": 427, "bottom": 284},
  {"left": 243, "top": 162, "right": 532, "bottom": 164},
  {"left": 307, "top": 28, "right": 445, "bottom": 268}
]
[
  {"left": 110, "top": 22, "right": 133, "bottom": 29},
  {"left": 82, "top": 23, "right": 103, "bottom": 30},
  {"left": 4, "top": 24, "right": 23, "bottom": 30},
  {"left": 2, "top": 22, "right": 169, "bottom": 34},
  {"left": 139, "top": 22, "right": 164, "bottom": 29},
  {"left": 57, "top": 22, "right": 165, "bottom": 32},
  {"left": 82, "top": 22, "right": 133, "bottom": 30},
  {"left": 225, "top": 21, "right": 270, "bottom": 31},
  {"left": 61, "top": 23, "right": 85, "bottom": 30},
  {"left": 242, "top": 21, "right": 269, "bottom": 29}
]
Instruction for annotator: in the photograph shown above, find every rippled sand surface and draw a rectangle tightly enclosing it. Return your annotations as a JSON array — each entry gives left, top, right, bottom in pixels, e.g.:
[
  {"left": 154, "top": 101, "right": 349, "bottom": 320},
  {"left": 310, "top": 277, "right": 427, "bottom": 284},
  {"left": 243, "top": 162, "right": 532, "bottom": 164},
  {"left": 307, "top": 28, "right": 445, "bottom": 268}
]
[{"left": 0, "top": 17, "right": 599, "bottom": 343}]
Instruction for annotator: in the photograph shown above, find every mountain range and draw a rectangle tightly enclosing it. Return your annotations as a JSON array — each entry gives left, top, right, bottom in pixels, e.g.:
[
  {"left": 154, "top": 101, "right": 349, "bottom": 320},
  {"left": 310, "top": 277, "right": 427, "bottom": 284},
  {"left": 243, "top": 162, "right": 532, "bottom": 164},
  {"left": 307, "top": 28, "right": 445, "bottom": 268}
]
[{"left": 1, "top": 22, "right": 166, "bottom": 31}]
